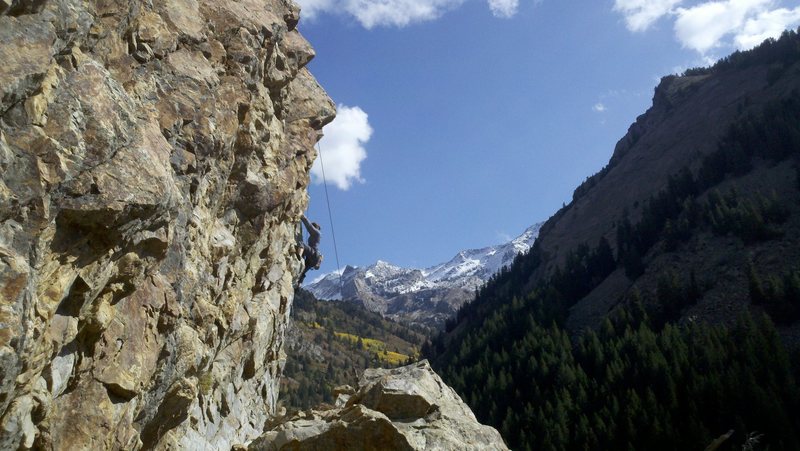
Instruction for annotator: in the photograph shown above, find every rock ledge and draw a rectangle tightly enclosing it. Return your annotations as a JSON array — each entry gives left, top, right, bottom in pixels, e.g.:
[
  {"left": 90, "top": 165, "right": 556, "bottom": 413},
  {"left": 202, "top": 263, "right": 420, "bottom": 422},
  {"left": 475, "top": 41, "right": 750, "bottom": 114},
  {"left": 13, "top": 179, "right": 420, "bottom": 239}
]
[{"left": 251, "top": 360, "right": 508, "bottom": 451}]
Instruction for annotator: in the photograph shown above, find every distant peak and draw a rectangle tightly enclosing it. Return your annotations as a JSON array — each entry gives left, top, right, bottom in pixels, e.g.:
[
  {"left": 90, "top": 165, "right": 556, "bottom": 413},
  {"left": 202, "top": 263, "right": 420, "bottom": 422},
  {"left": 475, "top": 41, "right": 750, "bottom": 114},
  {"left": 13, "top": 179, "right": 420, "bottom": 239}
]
[
  {"left": 307, "top": 221, "right": 544, "bottom": 304},
  {"left": 372, "top": 260, "right": 401, "bottom": 270}
]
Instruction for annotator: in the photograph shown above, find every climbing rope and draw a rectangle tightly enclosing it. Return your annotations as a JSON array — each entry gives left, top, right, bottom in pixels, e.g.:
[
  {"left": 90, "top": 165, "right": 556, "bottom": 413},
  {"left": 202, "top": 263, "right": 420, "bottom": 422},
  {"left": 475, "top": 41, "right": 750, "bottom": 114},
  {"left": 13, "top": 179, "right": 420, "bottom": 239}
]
[{"left": 316, "top": 141, "right": 344, "bottom": 295}]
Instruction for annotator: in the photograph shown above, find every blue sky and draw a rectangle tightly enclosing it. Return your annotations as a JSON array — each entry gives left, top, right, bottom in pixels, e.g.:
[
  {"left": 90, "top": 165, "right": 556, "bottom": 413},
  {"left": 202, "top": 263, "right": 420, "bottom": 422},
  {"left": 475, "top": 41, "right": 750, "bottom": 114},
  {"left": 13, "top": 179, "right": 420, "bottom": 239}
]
[{"left": 298, "top": 0, "right": 800, "bottom": 279}]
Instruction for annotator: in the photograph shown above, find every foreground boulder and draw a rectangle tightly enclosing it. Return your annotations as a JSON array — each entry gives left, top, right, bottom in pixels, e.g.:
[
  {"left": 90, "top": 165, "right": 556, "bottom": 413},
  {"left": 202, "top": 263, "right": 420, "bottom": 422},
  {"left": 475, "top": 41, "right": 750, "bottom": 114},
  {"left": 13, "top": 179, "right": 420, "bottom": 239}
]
[{"left": 251, "top": 360, "right": 508, "bottom": 450}]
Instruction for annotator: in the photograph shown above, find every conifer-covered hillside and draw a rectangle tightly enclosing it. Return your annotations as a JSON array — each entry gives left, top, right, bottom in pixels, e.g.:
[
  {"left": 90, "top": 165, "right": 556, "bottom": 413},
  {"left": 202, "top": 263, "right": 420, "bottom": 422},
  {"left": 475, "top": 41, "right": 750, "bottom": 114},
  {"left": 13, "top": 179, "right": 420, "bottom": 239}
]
[
  {"left": 280, "top": 290, "right": 427, "bottom": 411},
  {"left": 426, "top": 29, "right": 800, "bottom": 451}
]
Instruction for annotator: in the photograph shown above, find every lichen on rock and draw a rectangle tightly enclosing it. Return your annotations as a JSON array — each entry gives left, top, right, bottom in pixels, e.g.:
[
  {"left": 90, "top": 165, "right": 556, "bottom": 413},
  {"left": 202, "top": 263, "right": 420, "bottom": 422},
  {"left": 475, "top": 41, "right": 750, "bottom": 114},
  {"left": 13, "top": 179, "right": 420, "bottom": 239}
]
[{"left": 0, "top": 0, "right": 334, "bottom": 449}]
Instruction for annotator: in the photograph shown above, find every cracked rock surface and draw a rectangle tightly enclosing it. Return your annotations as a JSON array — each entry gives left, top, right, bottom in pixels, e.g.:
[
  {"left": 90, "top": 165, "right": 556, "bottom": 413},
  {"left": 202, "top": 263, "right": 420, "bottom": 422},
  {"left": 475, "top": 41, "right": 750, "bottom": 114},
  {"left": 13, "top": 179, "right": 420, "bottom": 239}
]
[
  {"left": 0, "top": 0, "right": 333, "bottom": 448},
  {"left": 252, "top": 360, "right": 509, "bottom": 451}
]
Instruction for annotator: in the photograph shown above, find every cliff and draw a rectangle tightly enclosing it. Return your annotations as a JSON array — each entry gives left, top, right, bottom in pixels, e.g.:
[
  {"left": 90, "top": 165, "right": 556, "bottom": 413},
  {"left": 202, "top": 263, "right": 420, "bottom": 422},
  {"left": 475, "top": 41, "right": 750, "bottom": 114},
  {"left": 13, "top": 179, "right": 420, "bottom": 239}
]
[{"left": 0, "top": 0, "right": 334, "bottom": 448}]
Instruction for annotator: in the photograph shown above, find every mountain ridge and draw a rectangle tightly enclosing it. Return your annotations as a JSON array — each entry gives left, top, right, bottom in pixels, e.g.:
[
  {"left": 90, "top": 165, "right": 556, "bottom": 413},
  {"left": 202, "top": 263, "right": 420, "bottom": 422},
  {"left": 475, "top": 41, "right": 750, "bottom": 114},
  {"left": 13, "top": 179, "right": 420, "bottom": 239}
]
[{"left": 307, "top": 223, "right": 542, "bottom": 327}]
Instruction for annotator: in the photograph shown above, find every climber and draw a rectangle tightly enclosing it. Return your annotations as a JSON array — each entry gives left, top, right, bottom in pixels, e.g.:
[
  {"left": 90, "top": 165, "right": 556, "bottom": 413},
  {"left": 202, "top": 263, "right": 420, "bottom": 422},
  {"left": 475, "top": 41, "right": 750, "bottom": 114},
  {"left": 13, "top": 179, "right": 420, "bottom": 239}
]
[{"left": 298, "top": 214, "right": 323, "bottom": 284}]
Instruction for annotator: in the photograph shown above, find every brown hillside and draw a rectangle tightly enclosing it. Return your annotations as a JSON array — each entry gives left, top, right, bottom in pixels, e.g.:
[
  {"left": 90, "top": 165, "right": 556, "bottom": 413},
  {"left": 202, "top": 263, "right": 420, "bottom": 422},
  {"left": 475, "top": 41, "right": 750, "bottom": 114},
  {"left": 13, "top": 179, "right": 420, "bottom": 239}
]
[{"left": 529, "top": 56, "right": 800, "bottom": 334}]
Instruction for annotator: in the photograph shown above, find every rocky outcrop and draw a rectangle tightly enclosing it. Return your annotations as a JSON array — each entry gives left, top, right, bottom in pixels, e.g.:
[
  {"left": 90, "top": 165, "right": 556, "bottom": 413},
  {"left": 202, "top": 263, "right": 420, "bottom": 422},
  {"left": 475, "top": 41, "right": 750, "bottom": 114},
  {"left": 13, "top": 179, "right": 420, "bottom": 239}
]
[
  {"left": 0, "top": 0, "right": 334, "bottom": 449},
  {"left": 252, "top": 360, "right": 508, "bottom": 450}
]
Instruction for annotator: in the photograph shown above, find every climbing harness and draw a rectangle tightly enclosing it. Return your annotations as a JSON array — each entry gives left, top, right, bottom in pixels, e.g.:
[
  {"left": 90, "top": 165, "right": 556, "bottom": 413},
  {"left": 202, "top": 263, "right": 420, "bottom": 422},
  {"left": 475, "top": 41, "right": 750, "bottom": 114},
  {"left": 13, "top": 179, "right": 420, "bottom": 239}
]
[{"left": 316, "top": 141, "right": 344, "bottom": 294}]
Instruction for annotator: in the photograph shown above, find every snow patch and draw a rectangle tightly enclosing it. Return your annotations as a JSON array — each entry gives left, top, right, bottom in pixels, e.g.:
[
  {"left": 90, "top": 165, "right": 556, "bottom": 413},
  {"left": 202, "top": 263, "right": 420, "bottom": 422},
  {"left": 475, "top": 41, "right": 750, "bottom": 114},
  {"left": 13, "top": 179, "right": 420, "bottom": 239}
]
[{"left": 307, "top": 222, "right": 544, "bottom": 301}]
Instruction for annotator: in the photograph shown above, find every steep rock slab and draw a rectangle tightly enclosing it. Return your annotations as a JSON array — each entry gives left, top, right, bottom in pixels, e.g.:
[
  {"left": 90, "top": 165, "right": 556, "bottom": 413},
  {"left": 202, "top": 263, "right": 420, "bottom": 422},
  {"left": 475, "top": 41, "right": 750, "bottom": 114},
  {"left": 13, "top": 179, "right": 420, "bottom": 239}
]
[
  {"left": 252, "top": 360, "right": 508, "bottom": 450},
  {"left": 0, "top": 0, "right": 334, "bottom": 449}
]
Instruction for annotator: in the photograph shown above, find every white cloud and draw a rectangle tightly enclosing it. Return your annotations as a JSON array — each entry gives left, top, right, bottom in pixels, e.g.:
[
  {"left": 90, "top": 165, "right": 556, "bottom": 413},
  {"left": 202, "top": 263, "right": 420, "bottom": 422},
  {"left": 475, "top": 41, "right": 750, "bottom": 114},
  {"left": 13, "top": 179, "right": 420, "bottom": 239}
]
[
  {"left": 614, "top": 0, "right": 684, "bottom": 31},
  {"left": 299, "top": 0, "right": 337, "bottom": 20},
  {"left": 343, "top": 0, "right": 464, "bottom": 28},
  {"left": 734, "top": 6, "right": 800, "bottom": 48},
  {"left": 296, "top": 0, "right": 529, "bottom": 27},
  {"left": 674, "top": 0, "right": 772, "bottom": 53},
  {"left": 615, "top": 0, "right": 800, "bottom": 54},
  {"left": 593, "top": 102, "right": 607, "bottom": 112},
  {"left": 488, "top": 0, "right": 519, "bottom": 18},
  {"left": 312, "top": 105, "right": 373, "bottom": 191}
]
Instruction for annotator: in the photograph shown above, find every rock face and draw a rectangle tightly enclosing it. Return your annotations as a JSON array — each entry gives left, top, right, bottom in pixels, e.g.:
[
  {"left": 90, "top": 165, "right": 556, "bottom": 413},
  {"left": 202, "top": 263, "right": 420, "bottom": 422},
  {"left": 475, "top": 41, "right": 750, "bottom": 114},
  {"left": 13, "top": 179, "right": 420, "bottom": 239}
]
[
  {"left": 0, "top": 0, "right": 334, "bottom": 449},
  {"left": 252, "top": 360, "right": 508, "bottom": 450}
]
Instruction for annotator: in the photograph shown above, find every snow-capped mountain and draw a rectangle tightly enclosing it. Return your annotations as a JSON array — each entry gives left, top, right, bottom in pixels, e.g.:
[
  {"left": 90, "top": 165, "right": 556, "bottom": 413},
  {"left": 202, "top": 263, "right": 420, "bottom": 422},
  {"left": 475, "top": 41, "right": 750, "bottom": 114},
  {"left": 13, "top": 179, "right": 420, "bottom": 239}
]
[
  {"left": 306, "top": 222, "right": 543, "bottom": 328},
  {"left": 424, "top": 223, "right": 540, "bottom": 285}
]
